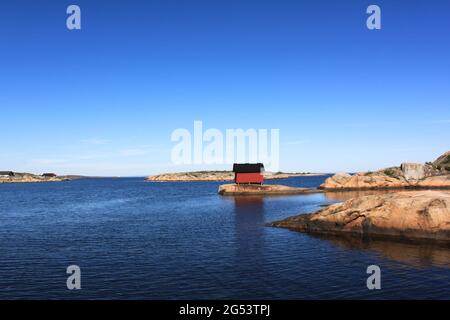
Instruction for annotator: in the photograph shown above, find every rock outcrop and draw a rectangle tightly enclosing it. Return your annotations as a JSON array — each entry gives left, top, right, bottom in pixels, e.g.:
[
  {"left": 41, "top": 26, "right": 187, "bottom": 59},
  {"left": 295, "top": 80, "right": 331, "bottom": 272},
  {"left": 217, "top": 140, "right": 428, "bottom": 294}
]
[
  {"left": 321, "top": 172, "right": 450, "bottom": 190},
  {"left": 434, "top": 151, "right": 450, "bottom": 171},
  {"left": 218, "top": 183, "right": 322, "bottom": 196},
  {"left": 320, "top": 172, "right": 410, "bottom": 190},
  {"left": 320, "top": 151, "right": 450, "bottom": 190},
  {"left": 272, "top": 191, "right": 450, "bottom": 242},
  {"left": 400, "top": 163, "right": 426, "bottom": 181},
  {"left": 0, "top": 172, "right": 72, "bottom": 183}
]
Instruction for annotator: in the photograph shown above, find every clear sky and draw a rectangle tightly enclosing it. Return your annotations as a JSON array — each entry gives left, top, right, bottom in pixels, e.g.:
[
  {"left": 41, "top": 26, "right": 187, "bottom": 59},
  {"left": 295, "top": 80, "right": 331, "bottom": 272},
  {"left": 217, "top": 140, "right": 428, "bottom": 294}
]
[{"left": 1, "top": 0, "right": 449, "bottom": 176}]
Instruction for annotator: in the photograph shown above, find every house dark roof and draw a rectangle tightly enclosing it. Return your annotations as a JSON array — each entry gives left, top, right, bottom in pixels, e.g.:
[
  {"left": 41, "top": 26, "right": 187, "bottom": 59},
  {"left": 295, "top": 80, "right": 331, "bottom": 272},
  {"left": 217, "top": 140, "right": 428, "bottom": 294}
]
[
  {"left": 232, "top": 163, "right": 264, "bottom": 173},
  {"left": 0, "top": 171, "right": 14, "bottom": 176}
]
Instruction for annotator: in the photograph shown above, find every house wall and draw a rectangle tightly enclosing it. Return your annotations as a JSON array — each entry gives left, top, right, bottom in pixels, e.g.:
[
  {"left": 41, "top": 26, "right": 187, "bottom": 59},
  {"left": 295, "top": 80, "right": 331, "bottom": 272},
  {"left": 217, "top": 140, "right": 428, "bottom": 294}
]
[{"left": 235, "top": 172, "right": 264, "bottom": 184}]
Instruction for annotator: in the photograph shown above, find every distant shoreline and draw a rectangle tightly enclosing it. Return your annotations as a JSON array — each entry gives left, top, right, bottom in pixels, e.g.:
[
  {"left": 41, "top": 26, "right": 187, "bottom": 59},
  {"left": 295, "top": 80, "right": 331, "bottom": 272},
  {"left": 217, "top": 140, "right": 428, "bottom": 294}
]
[
  {"left": 0, "top": 171, "right": 328, "bottom": 184},
  {"left": 0, "top": 172, "right": 108, "bottom": 184},
  {"left": 147, "top": 171, "right": 328, "bottom": 182}
]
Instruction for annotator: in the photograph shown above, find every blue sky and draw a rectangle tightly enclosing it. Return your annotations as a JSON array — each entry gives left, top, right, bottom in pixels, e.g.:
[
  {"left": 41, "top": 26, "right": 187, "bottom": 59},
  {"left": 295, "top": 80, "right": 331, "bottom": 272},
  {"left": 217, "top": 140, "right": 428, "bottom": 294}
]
[{"left": 1, "top": 0, "right": 449, "bottom": 176}]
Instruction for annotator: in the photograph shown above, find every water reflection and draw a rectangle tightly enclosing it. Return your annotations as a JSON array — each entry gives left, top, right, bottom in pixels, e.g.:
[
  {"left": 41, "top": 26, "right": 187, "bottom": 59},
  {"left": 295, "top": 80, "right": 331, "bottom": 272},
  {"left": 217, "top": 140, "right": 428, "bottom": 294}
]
[
  {"left": 233, "top": 196, "right": 265, "bottom": 212},
  {"left": 310, "top": 233, "right": 450, "bottom": 268},
  {"left": 232, "top": 197, "right": 265, "bottom": 272}
]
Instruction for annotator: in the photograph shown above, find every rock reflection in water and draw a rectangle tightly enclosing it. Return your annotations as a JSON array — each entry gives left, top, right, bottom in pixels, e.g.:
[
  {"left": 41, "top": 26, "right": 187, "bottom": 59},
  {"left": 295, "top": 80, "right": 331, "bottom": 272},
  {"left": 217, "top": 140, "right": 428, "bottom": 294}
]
[{"left": 310, "top": 233, "right": 450, "bottom": 268}]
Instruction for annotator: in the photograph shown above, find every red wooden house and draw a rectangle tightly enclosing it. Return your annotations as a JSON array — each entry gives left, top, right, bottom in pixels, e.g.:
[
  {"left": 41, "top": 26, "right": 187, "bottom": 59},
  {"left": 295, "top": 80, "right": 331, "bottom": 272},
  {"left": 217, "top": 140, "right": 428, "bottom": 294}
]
[{"left": 233, "top": 163, "right": 265, "bottom": 185}]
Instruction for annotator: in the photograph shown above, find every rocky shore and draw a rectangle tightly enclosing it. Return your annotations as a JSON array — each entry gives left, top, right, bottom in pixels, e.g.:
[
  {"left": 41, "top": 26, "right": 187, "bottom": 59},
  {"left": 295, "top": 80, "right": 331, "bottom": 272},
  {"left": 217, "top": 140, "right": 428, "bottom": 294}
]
[
  {"left": 0, "top": 173, "right": 77, "bottom": 184},
  {"left": 320, "top": 151, "right": 450, "bottom": 190},
  {"left": 218, "top": 183, "right": 323, "bottom": 196},
  {"left": 148, "top": 171, "right": 321, "bottom": 182},
  {"left": 272, "top": 190, "right": 450, "bottom": 242}
]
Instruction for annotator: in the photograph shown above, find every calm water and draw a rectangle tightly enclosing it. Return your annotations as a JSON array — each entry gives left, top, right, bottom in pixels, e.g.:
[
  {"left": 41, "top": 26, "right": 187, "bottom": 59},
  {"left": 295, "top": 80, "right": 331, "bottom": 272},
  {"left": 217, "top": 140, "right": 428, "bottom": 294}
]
[{"left": 0, "top": 176, "right": 449, "bottom": 299}]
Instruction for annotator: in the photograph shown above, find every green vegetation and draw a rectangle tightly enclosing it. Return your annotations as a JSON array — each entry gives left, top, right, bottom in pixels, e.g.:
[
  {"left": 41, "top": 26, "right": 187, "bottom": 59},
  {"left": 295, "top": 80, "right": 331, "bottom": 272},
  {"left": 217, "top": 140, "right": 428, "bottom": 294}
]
[{"left": 383, "top": 168, "right": 397, "bottom": 177}]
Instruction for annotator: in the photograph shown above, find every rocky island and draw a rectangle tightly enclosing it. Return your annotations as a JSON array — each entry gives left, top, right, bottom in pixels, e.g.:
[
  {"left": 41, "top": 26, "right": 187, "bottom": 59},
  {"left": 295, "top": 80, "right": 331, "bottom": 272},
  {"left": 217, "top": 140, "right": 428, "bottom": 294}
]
[
  {"left": 0, "top": 172, "right": 80, "bottom": 184},
  {"left": 272, "top": 190, "right": 450, "bottom": 242},
  {"left": 218, "top": 183, "right": 322, "bottom": 196},
  {"left": 320, "top": 151, "right": 450, "bottom": 190}
]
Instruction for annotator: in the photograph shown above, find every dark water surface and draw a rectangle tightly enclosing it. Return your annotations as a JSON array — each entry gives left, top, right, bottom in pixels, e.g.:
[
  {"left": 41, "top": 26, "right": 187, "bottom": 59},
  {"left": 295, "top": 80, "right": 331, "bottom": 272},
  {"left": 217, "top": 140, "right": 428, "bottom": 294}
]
[{"left": 0, "top": 176, "right": 449, "bottom": 299}]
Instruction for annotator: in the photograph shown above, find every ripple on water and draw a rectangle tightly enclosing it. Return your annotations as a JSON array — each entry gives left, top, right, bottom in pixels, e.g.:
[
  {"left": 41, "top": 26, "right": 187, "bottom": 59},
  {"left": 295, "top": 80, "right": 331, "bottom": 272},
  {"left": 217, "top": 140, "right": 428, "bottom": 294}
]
[{"left": 0, "top": 176, "right": 449, "bottom": 299}]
